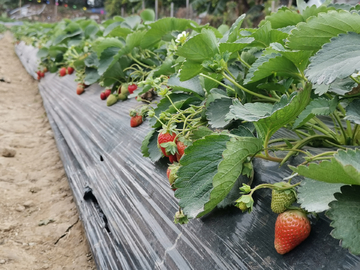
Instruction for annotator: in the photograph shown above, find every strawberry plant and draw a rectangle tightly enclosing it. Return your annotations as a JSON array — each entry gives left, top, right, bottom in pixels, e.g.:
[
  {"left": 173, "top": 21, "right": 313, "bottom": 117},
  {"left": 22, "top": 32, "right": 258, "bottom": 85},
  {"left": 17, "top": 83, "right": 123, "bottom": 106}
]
[{"left": 12, "top": 0, "right": 360, "bottom": 256}]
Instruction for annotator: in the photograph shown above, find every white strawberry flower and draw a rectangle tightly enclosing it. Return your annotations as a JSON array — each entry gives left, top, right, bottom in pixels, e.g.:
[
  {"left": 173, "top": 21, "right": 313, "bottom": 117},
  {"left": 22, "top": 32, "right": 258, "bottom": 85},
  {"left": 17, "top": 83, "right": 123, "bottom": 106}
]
[{"left": 175, "top": 31, "right": 188, "bottom": 45}]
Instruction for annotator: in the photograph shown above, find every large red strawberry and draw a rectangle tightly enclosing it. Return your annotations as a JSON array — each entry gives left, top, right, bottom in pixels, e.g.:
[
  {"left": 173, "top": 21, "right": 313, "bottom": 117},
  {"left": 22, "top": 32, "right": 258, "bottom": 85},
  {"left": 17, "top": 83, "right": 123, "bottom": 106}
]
[
  {"left": 128, "top": 84, "right": 137, "bottom": 94},
  {"left": 104, "top": 89, "right": 111, "bottom": 98},
  {"left": 130, "top": 115, "right": 143, "bottom": 127},
  {"left": 67, "top": 66, "right": 74, "bottom": 75},
  {"left": 76, "top": 84, "right": 85, "bottom": 95},
  {"left": 274, "top": 209, "right": 311, "bottom": 254},
  {"left": 157, "top": 131, "right": 177, "bottom": 157},
  {"left": 100, "top": 92, "right": 107, "bottom": 100},
  {"left": 59, "top": 67, "right": 67, "bottom": 77}
]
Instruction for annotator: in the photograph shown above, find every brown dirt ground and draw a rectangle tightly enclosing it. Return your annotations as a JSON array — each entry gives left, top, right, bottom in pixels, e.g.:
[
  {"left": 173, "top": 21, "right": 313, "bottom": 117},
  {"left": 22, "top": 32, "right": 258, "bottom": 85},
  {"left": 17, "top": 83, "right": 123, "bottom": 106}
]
[{"left": 0, "top": 32, "right": 96, "bottom": 270}]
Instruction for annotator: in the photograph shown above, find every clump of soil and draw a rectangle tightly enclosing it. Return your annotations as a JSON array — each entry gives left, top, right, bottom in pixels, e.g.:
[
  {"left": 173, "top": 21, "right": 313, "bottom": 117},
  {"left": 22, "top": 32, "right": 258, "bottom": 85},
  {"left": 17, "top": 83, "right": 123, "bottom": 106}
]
[{"left": 0, "top": 32, "right": 95, "bottom": 270}]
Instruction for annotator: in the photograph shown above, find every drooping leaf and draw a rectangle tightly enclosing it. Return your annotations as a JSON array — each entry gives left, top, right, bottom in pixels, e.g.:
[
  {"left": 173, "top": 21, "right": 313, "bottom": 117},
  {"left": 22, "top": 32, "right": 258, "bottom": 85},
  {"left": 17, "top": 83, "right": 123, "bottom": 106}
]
[
  {"left": 293, "top": 97, "right": 338, "bottom": 128},
  {"left": 84, "top": 52, "right": 99, "bottom": 68},
  {"left": 297, "top": 177, "right": 343, "bottom": 213},
  {"left": 177, "top": 29, "right": 219, "bottom": 62},
  {"left": 206, "top": 97, "right": 233, "bottom": 128},
  {"left": 84, "top": 67, "right": 100, "bottom": 85},
  {"left": 174, "top": 135, "right": 230, "bottom": 218},
  {"left": 141, "top": 129, "right": 162, "bottom": 162},
  {"left": 98, "top": 47, "right": 122, "bottom": 75},
  {"left": 198, "top": 136, "right": 262, "bottom": 217},
  {"left": 306, "top": 32, "right": 360, "bottom": 85},
  {"left": 326, "top": 185, "right": 360, "bottom": 255},
  {"left": 167, "top": 76, "right": 205, "bottom": 97},
  {"left": 344, "top": 99, "right": 360, "bottom": 124},
  {"left": 244, "top": 53, "right": 300, "bottom": 84},
  {"left": 291, "top": 149, "right": 360, "bottom": 185},
  {"left": 287, "top": 10, "right": 360, "bottom": 51},
  {"left": 228, "top": 83, "right": 312, "bottom": 142}
]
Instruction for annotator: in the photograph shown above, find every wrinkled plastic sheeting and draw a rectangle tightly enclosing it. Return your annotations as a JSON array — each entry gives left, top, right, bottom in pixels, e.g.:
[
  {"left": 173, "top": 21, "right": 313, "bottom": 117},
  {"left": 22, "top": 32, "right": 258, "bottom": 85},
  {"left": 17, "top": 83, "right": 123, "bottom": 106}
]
[{"left": 15, "top": 43, "right": 360, "bottom": 270}]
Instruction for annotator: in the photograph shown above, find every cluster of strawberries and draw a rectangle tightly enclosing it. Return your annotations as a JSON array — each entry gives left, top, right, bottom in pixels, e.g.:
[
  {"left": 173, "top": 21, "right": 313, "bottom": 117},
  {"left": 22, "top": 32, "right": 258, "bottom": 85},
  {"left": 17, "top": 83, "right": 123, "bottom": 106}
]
[{"left": 36, "top": 67, "right": 47, "bottom": 81}]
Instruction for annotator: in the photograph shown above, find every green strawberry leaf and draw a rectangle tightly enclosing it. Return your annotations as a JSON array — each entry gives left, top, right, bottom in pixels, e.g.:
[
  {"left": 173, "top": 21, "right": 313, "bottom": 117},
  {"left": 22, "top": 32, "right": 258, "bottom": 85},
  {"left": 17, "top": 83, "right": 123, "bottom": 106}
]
[
  {"left": 249, "top": 21, "right": 289, "bottom": 48},
  {"left": 84, "top": 52, "right": 99, "bottom": 68},
  {"left": 141, "top": 18, "right": 196, "bottom": 49},
  {"left": 293, "top": 97, "right": 338, "bottom": 128},
  {"left": 270, "top": 42, "right": 312, "bottom": 73},
  {"left": 92, "top": 37, "right": 124, "bottom": 57},
  {"left": 219, "top": 37, "right": 254, "bottom": 54},
  {"left": 149, "top": 93, "right": 201, "bottom": 127},
  {"left": 206, "top": 97, "right": 233, "bottom": 128},
  {"left": 302, "top": 4, "right": 335, "bottom": 20},
  {"left": 228, "top": 83, "right": 311, "bottom": 142},
  {"left": 261, "top": 8, "right": 303, "bottom": 29},
  {"left": 177, "top": 29, "right": 219, "bottom": 62},
  {"left": 175, "top": 134, "right": 230, "bottom": 219},
  {"left": 167, "top": 75, "right": 205, "bottom": 97},
  {"left": 199, "top": 73, "right": 223, "bottom": 93},
  {"left": 326, "top": 185, "right": 360, "bottom": 255},
  {"left": 141, "top": 129, "right": 162, "bottom": 162},
  {"left": 104, "top": 25, "right": 132, "bottom": 38},
  {"left": 306, "top": 32, "right": 360, "bottom": 85},
  {"left": 297, "top": 177, "right": 343, "bottom": 213},
  {"left": 344, "top": 99, "right": 360, "bottom": 124},
  {"left": 189, "top": 126, "right": 214, "bottom": 141},
  {"left": 84, "top": 67, "right": 100, "bottom": 85},
  {"left": 198, "top": 136, "right": 262, "bottom": 217},
  {"left": 287, "top": 10, "right": 360, "bottom": 51},
  {"left": 219, "top": 14, "right": 246, "bottom": 43},
  {"left": 244, "top": 53, "right": 300, "bottom": 84},
  {"left": 178, "top": 60, "right": 205, "bottom": 81},
  {"left": 291, "top": 149, "right": 360, "bottom": 185}
]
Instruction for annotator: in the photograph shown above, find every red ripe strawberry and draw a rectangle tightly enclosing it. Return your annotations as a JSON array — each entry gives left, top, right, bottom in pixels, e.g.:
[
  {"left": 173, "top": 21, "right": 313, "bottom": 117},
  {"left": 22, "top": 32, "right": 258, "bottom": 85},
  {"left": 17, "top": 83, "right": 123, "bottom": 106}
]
[
  {"left": 39, "top": 71, "right": 45, "bottom": 78},
  {"left": 176, "top": 141, "right": 187, "bottom": 160},
  {"left": 67, "top": 67, "right": 74, "bottom": 75},
  {"left": 104, "top": 89, "right": 111, "bottom": 98},
  {"left": 274, "top": 210, "right": 311, "bottom": 254},
  {"left": 130, "top": 115, "right": 143, "bottom": 127},
  {"left": 37, "top": 75, "right": 41, "bottom": 81},
  {"left": 157, "top": 131, "right": 177, "bottom": 157},
  {"left": 128, "top": 84, "right": 137, "bottom": 94},
  {"left": 168, "top": 154, "right": 178, "bottom": 163},
  {"left": 76, "top": 84, "right": 85, "bottom": 95},
  {"left": 100, "top": 92, "right": 107, "bottom": 100},
  {"left": 59, "top": 67, "right": 67, "bottom": 77}
]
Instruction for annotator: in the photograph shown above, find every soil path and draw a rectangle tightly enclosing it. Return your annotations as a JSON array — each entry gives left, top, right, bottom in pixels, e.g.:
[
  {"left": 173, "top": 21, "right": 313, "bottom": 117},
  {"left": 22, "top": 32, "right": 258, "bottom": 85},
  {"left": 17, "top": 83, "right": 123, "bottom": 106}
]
[{"left": 0, "top": 32, "right": 95, "bottom": 270}]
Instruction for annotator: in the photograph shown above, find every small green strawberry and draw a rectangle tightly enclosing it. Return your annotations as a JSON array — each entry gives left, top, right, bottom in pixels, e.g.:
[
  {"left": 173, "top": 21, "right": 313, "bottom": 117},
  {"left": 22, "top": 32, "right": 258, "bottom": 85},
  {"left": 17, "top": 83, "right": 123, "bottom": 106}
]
[
  {"left": 117, "top": 93, "right": 128, "bottom": 101},
  {"left": 174, "top": 210, "right": 189, "bottom": 224},
  {"left": 106, "top": 94, "right": 118, "bottom": 106},
  {"left": 274, "top": 209, "right": 311, "bottom": 254},
  {"left": 271, "top": 182, "right": 297, "bottom": 214}
]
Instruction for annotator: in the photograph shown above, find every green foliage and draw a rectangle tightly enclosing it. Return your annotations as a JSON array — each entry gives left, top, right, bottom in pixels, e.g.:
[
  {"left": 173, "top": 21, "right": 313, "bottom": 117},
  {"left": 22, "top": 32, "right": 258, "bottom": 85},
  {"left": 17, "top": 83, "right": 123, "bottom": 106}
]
[{"left": 326, "top": 185, "right": 360, "bottom": 255}]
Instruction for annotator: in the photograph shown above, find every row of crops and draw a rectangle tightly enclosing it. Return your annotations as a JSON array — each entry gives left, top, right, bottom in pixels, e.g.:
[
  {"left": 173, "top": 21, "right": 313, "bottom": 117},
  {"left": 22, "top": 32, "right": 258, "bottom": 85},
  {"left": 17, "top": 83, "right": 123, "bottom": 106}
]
[{"left": 11, "top": 1, "right": 360, "bottom": 257}]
